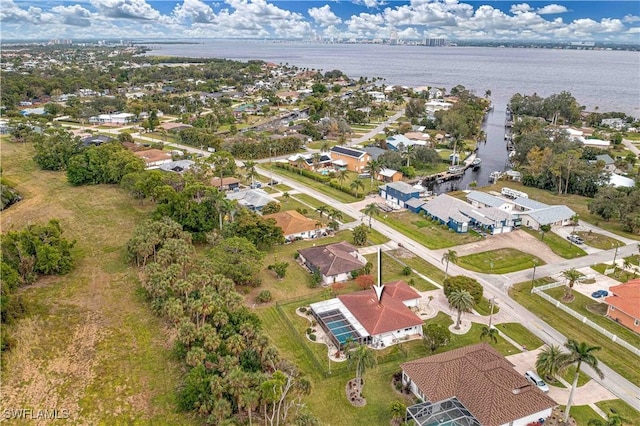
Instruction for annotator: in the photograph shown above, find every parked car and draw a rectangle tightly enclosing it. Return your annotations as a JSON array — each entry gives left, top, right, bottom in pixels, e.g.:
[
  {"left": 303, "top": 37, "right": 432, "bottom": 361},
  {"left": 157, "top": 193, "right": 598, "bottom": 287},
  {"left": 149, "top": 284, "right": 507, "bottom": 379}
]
[
  {"left": 591, "top": 289, "right": 609, "bottom": 298},
  {"left": 524, "top": 371, "right": 550, "bottom": 393},
  {"left": 567, "top": 234, "right": 584, "bottom": 244}
]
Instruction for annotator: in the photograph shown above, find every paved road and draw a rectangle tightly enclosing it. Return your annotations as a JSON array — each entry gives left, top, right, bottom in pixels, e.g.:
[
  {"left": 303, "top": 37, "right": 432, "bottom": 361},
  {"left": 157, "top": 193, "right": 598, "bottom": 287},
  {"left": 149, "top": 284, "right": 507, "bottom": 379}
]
[
  {"left": 255, "top": 164, "right": 640, "bottom": 409},
  {"left": 347, "top": 109, "right": 404, "bottom": 146}
]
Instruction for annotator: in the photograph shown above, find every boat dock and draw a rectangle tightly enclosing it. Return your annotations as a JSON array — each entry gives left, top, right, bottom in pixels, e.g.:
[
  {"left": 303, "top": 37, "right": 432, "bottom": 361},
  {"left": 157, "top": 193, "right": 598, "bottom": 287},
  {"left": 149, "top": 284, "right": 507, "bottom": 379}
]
[{"left": 422, "top": 153, "right": 480, "bottom": 184}]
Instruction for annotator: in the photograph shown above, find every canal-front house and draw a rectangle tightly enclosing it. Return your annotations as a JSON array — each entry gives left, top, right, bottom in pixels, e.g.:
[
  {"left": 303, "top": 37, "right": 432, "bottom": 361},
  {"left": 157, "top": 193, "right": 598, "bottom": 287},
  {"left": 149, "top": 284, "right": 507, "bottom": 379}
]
[{"left": 379, "top": 181, "right": 420, "bottom": 208}]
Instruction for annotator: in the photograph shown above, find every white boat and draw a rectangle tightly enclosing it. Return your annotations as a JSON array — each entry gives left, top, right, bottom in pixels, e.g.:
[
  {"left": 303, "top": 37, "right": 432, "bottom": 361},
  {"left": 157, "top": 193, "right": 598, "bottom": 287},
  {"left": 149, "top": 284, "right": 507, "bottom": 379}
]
[
  {"left": 471, "top": 158, "right": 482, "bottom": 169},
  {"left": 448, "top": 165, "right": 464, "bottom": 174}
]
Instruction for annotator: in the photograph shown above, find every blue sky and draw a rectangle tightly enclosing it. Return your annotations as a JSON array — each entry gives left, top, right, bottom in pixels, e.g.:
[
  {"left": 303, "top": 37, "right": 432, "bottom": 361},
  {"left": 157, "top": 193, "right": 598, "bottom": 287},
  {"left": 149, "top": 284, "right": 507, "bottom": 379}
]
[{"left": 2, "top": 1, "right": 639, "bottom": 42}]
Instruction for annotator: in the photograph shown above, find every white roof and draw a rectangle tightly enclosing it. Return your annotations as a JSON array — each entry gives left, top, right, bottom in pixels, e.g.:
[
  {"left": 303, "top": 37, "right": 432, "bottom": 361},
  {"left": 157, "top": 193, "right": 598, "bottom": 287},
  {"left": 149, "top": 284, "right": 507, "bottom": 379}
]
[
  {"left": 609, "top": 173, "right": 636, "bottom": 188},
  {"left": 332, "top": 159, "right": 348, "bottom": 166},
  {"left": 379, "top": 168, "right": 398, "bottom": 177}
]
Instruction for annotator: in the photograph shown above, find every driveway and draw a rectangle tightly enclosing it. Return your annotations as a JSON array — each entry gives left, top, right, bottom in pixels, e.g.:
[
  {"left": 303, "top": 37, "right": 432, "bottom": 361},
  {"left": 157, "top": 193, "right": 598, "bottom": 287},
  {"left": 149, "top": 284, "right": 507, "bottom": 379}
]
[{"left": 433, "top": 229, "right": 563, "bottom": 265}]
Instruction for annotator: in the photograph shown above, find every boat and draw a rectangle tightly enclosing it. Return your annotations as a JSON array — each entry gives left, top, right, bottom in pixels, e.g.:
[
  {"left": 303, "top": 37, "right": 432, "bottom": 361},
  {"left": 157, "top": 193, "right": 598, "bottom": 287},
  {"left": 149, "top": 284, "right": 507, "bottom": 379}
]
[
  {"left": 471, "top": 158, "right": 482, "bottom": 169},
  {"left": 448, "top": 165, "right": 465, "bottom": 174}
]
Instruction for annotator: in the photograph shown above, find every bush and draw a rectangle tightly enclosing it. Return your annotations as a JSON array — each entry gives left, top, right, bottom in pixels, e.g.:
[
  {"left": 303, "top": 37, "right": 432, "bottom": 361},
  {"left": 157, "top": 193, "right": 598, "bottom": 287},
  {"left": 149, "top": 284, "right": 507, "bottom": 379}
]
[
  {"left": 402, "top": 266, "right": 412, "bottom": 276},
  {"left": 299, "top": 306, "right": 307, "bottom": 313},
  {"left": 443, "top": 275, "right": 483, "bottom": 304},
  {"left": 309, "top": 334, "right": 316, "bottom": 341},
  {"left": 256, "top": 290, "right": 272, "bottom": 303},
  {"left": 306, "top": 327, "right": 312, "bottom": 335}
]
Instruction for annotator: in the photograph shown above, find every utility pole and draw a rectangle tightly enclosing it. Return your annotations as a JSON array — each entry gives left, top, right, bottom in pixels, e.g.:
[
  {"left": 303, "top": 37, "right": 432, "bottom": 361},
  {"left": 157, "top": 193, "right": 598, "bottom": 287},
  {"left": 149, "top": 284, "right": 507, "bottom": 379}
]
[
  {"left": 531, "top": 260, "right": 538, "bottom": 286},
  {"left": 612, "top": 243, "right": 620, "bottom": 267}
]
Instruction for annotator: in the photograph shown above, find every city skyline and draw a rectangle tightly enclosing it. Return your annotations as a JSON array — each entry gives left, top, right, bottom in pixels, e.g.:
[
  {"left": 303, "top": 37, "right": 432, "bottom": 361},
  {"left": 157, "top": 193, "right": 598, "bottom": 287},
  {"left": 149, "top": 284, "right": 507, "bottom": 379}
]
[{"left": 1, "top": 1, "right": 639, "bottom": 43}]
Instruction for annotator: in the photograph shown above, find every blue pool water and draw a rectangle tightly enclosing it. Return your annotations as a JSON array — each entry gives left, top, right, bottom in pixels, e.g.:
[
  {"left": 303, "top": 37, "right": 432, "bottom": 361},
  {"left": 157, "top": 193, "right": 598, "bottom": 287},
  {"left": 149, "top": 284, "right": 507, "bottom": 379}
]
[{"left": 326, "top": 319, "right": 357, "bottom": 344}]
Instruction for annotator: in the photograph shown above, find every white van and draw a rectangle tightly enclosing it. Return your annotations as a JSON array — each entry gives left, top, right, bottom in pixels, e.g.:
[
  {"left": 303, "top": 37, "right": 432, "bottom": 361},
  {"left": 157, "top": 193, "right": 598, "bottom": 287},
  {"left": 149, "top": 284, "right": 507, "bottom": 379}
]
[{"left": 525, "top": 371, "right": 550, "bottom": 393}]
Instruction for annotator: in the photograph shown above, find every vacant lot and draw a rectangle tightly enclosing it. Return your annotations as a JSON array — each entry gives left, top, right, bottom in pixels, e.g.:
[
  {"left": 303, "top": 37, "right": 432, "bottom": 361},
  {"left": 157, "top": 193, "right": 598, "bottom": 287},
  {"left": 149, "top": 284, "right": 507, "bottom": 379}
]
[
  {"left": 0, "top": 140, "right": 191, "bottom": 424},
  {"left": 457, "top": 248, "right": 545, "bottom": 274}
]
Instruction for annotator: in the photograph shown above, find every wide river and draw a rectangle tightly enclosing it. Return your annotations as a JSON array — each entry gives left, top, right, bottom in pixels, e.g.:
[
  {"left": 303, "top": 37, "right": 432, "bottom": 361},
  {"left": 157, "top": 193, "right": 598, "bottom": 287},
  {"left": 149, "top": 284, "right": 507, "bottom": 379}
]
[{"left": 146, "top": 40, "right": 640, "bottom": 189}]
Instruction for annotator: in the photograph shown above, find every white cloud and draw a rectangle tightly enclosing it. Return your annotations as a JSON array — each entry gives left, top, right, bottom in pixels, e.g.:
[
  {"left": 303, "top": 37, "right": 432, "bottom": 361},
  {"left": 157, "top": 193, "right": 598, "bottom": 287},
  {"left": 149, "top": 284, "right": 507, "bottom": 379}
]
[
  {"left": 353, "top": 0, "right": 386, "bottom": 8},
  {"left": 52, "top": 5, "right": 93, "bottom": 28},
  {"left": 90, "top": 0, "right": 161, "bottom": 21},
  {"left": 173, "top": 0, "right": 216, "bottom": 24},
  {"left": 510, "top": 3, "right": 532, "bottom": 14},
  {"left": 0, "top": 0, "right": 53, "bottom": 24},
  {"left": 536, "top": 4, "right": 568, "bottom": 15},
  {"left": 308, "top": 5, "right": 342, "bottom": 27},
  {"left": 623, "top": 14, "right": 640, "bottom": 23}
]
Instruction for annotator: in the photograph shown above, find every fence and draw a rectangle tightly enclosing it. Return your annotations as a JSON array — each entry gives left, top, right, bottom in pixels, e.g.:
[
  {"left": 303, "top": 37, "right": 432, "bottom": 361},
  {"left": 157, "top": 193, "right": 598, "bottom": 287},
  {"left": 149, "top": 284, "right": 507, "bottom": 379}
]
[{"left": 531, "top": 286, "right": 640, "bottom": 356}]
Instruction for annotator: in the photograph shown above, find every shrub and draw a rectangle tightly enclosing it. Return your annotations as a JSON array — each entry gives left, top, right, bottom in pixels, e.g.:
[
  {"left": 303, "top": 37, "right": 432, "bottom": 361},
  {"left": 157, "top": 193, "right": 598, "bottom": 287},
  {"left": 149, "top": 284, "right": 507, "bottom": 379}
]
[
  {"left": 256, "top": 290, "right": 272, "bottom": 303},
  {"left": 299, "top": 306, "right": 307, "bottom": 313},
  {"left": 306, "top": 327, "right": 312, "bottom": 335},
  {"left": 402, "top": 266, "right": 412, "bottom": 276},
  {"left": 311, "top": 320, "right": 317, "bottom": 327},
  {"left": 309, "top": 334, "right": 316, "bottom": 341}
]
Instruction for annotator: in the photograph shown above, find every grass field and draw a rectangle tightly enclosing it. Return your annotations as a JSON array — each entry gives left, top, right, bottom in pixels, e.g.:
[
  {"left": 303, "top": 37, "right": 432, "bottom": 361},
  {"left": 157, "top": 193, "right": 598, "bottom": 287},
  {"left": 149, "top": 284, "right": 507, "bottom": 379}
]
[
  {"left": 457, "top": 248, "right": 546, "bottom": 274},
  {"left": 0, "top": 140, "right": 192, "bottom": 424},
  {"left": 521, "top": 227, "right": 587, "bottom": 259},
  {"left": 575, "top": 231, "right": 624, "bottom": 250},
  {"left": 509, "top": 279, "right": 640, "bottom": 385},
  {"left": 596, "top": 399, "right": 640, "bottom": 424},
  {"left": 377, "top": 211, "right": 483, "bottom": 249}
]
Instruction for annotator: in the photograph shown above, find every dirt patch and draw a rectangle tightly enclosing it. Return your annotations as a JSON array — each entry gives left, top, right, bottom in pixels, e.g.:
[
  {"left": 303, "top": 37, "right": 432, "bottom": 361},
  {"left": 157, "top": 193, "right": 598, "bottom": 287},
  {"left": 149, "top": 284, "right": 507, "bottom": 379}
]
[
  {"left": 587, "top": 303, "right": 608, "bottom": 315},
  {"left": 438, "top": 230, "right": 563, "bottom": 264},
  {"left": 392, "top": 248, "right": 417, "bottom": 259}
]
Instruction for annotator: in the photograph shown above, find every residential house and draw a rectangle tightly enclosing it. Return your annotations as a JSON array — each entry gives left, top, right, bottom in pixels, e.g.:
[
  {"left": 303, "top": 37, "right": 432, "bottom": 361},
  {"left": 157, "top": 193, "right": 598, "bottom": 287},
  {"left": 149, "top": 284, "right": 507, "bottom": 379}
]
[
  {"left": 605, "top": 280, "right": 640, "bottom": 334},
  {"left": 466, "top": 191, "right": 513, "bottom": 212},
  {"left": 386, "top": 134, "right": 428, "bottom": 152},
  {"left": 329, "top": 146, "right": 371, "bottom": 173},
  {"left": 263, "top": 210, "right": 325, "bottom": 241},
  {"left": 134, "top": 149, "right": 173, "bottom": 169},
  {"left": 80, "top": 135, "right": 114, "bottom": 147},
  {"left": 89, "top": 112, "right": 135, "bottom": 125},
  {"left": 287, "top": 153, "right": 332, "bottom": 171},
  {"left": 517, "top": 205, "right": 576, "bottom": 230},
  {"left": 377, "top": 168, "right": 403, "bottom": 183},
  {"left": 379, "top": 181, "right": 420, "bottom": 208},
  {"left": 402, "top": 343, "right": 556, "bottom": 426},
  {"left": 593, "top": 154, "right": 616, "bottom": 173},
  {"left": 297, "top": 241, "right": 367, "bottom": 285},
  {"left": 211, "top": 177, "right": 241, "bottom": 191},
  {"left": 226, "top": 188, "right": 278, "bottom": 212},
  {"left": 601, "top": 118, "right": 626, "bottom": 130},
  {"left": 424, "top": 100, "right": 453, "bottom": 113},
  {"left": 362, "top": 146, "right": 386, "bottom": 160},
  {"left": 159, "top": 160, "right": 195, "bottom": 173},
  {"left": 609, "top": 173, "right": 636, "bottom": 188},
  {"left": 421, "top": 194, "right": 515, "bottom": 234},
  {"left": 310, "top": 280, "right": 423, "bottom": 348}
]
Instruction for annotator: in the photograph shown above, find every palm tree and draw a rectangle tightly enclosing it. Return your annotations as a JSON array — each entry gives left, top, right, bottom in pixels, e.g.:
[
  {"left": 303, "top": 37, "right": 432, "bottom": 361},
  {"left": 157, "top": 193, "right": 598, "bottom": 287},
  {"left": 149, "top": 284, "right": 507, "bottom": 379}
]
[
  {"left": 336, "top": 169, "right": 349, "bottom": 187},
  {"left": 587, "top": 411, "right": 626, "bottom": 426},
  {"left": 295, "top": 156, "right": 306, "bottom": 174},
  {"left": 328, "top": 208, "right": 344, "bottom": 223},
  {"left": 571, "top": 213, "right": 580, "bottom": 234},
  {"left": 346, "top": 343, "right": 377, "bottom": 385},
  {"left": 447, "top": 289, "right": 474, "bottom": 330},
  {"left": 558, "top": 340, "right": 605, "bottom": 423},
  {"left": 350, "top": 179, "right": 365, "bottom": 198},
  {"left": 562, "top": 268, "right": 584, "bottom": 301},
  {"left": 316, "top": 205, "right": 329, "bottom": 219},
  {"left": 244, "top": 160, "right": 257, "bottom": 186},
  {"left": 363, "top": 203, "right": 380, "bottom": 229},
  {"left": 441, "top": 249, "right": 458, "bottom": 281},
  {"left": 536, "top": 344, "right": 563, "bottom": 381},
  {"left": 238, "top": 389, "right": 260, "bottom": 426},
  {"left": 365, "top": 158, "right": 383, "bottom": 185},
  {"left": 311, "top": 152, "right": 322, "bottom": 171},
  {"left": 479, "top": 326, "right": 498, "bottom": 344}
]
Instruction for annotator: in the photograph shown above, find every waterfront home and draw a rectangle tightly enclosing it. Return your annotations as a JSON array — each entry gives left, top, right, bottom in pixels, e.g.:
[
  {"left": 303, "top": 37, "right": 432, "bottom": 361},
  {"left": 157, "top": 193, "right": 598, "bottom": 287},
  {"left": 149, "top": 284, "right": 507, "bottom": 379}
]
[
  {"left": 402, "top": 343, "right": 556, "bottom": 426},
  {"left": 298, "top": 241, "right": 367, "bottom": 286},
  {"left": 421, "top": 194, "right": 515, "bottom": 234},
  {"left": 605, "top": 280, "right": 640, "bottom": 334},
  {"left": 386, "top": 134, "right": 428, "bottom": 151},
  {"left": 379, "top": 181, "right": 420, "bottom": 208},
  {"left": 517, "top": 205, "right": 576, "bottom": 230},
  {"left": 377, "top": 168, "right": 403, "bottom": 183},
  {"left": 310, "top": 280, "right": 423, "bottom": 348}
]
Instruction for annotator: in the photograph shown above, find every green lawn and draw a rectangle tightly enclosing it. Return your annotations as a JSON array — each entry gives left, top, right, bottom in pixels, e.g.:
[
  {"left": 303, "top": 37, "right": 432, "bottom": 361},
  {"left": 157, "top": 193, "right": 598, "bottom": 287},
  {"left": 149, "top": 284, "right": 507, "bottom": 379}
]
[
  {"left": 377, "top": 211, "right": 483, "bottom": 249},
  {"left": 364, "top": 252, "right": 437, "bottom": 292},
  {"left": 509, "top": 280, "right": 640, "bottom": 385},
  {"left": 544, "top": 287, "right": 640, "bottom": 349},
  {"left": 591, "top": 263, "right": 637, "bottom": 282},
  {"left": 459, "top": 182, "right": 639, "bottom": 241},
  {"left": 475, "top": 297, "right": 501, "bottom": 316},
  {"left": 291, "top": 193, "right": 356, "bottom": 222},
  {"left": 564, "top": 405, "right": 601, "bottom": 425},
  {"left": 521, "top": 227, "right": 587, "bottom": 259},
  {"left": 389, "top": 249, "right": 447, "bottom": 286},
  {"left": 496, "top": 323, "right": 544, "bottom": 350},
  {"left": 596, "top": 399, "right": 640, "bottom": 424},
  {"left": 457, "top": 248, "right": 545, "bottom": 274},
  {"left": 575, "top": 231, "right": 624, "bottom": 250}
]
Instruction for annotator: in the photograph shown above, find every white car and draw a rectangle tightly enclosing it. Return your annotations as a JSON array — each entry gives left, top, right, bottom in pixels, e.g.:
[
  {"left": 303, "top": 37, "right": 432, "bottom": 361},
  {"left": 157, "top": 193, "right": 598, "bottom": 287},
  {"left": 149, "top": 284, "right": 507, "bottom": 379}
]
[{"left": 525, "top": 370, "right": 550, "bottom": 393}]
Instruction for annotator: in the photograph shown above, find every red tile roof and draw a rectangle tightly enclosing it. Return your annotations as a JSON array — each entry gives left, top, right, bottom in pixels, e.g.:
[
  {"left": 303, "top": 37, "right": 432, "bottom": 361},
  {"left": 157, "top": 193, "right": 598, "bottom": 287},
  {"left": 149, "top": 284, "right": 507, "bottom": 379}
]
[
  {"left": 606, "top": 279, "right": 640, "bottom": 320},
  {"left": 402, "top": 343, "right": 556, "bottom": 426},
  {"left": 338, "top": 281, "right": 422, "bottom": 335}
]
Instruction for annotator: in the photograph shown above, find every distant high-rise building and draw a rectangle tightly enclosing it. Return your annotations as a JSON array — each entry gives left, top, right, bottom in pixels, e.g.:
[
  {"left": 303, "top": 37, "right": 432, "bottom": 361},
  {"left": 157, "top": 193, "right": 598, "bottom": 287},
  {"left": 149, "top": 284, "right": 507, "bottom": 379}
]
[{"left": 424, "top": 37, "right": 446, "bottom": 47}]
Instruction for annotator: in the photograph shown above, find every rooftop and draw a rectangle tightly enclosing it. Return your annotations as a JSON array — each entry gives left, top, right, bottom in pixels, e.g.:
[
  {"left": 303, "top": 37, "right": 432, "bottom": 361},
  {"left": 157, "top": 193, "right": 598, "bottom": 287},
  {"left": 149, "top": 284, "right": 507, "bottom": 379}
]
[
  {"left": 605, "top": 279, "right": 640, "bottom": 320},
  {"left": 298, "top": 241, "right": 365, "bottom": 277},
  {"left": 330, "top": 145, "right": 367, "bottom": 159},
  {"left": 263, "top": 210, "right": 319, "bottom": 236}
]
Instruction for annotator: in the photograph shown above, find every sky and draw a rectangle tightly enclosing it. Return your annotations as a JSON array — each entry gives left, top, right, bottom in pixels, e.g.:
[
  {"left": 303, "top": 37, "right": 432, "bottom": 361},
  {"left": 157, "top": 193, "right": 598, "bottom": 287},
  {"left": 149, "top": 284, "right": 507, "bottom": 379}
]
[{"left": 2, "top": 0, "right": 640, "bottom": 43}]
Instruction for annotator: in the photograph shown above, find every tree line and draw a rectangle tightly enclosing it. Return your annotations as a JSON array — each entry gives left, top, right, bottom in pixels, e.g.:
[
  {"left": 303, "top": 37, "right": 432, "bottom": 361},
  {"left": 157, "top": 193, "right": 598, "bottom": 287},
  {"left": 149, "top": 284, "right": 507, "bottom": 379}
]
[{"left": 127, "top": 217, "right": 317, "bottom": 425}]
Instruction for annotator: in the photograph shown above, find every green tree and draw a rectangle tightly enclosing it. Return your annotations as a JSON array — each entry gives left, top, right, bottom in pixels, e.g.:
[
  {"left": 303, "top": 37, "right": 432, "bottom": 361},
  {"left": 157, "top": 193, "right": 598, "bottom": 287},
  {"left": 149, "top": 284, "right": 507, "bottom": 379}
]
[
  {"left": 423, "top": 323, "right": 451, "bottom": 353},
  {"left": 268, "top": 261, "right": 289, "bottom": 279},
  {"left": 316, "top": 205, "right": 329, "bottom": 219},
  {"left": 587, "top": 411, "right": 626, "bottom": 426},
  {"left": 208, "top": 237, "right": 265, "bottom": 287},
  {"left": 536, "top": 344, "right": 563, "bottom": 381},
  {"left": 350, "top": 179, "right": 365, "bottom": 198},
  {"left": 351, "top": 224, "right": 370, "bottom": 246},
  {"left": 33, "top": 128, "right": 82, "bottom": 170},
  {"left": 346, "top": 343, "right": 377, "bottom": 384},
  {"left": 557, "top": 340, "right": 605, "bottom": 423},
  {"left": 447, "top": 289, "right": 475, "bottom": 330},
  {"left": 262, "top": 201, "right": 281, "bottom": 215},
  {"left": 479, "top": 326, "right": 498, "bottom": 344},
  {"left": 336, "top": 169, "right": 348, "bottom": 187},
  {"left": 363, "top": 203, "right": 380, "bottom": 229},
  {"left": 364, "top": 159, "right": 383, "bottom": 185},
  {"left": 443, "top": 275, "right": 483, "bottom": 304},
  {"left": 539, "top": 224, "right": 551, "bottom": 241},
  {"left": 390, "top": 400, "right": 407, "bottom": 423},
  {"left": 561, "top": 268, "right": 584, "bottom": 301},
  {"left": 441, "top": 249, "right": 458, "bottom": 281}
]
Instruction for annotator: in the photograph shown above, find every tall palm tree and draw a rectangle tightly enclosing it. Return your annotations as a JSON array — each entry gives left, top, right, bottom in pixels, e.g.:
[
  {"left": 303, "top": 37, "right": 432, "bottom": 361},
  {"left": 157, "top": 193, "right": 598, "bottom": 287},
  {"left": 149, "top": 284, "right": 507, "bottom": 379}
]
[
  {"left": 295, "top": 156, "right": 306, "bottom": 174},
  {"left": 350, "top": 179, "right": 365, "bottom": 198},
  {"left": 479, "top": 326, "right": 498, "bottom": 344},
  {"left": 535, "top": 344, "right": 563, "bottom": 381},
  {"left": 346, "top": 343, "right": 377, "bottom": 385},
  {"left": 238, "top": 389, "right": 260, "bottom": 426},
  {"left": 311, "top": 152, "right": 322, "bottom": 171},
  {"left": 244, "top": 160, "right": 257, "bottom": 186},
  {"left": 447, "top": 289, "right": 474, "bottom": 330},
  {"left": 363, "top": 203, "right": 380, "bottom": 229},
  {"left": 328, "top": 208, "right": 344, "bottom": 223},
  {"left": 336, "top": 169, "right": 349, "bottom": 187},
  {"left": 441, "top": 249, "right": 458, "bottom": 281},
  {"left": 558, "top": 340, "right": 604, "bottom": 423},
  {"left": 562, "top": 268, "right": 584, "bottom": 301},
  {"left": 316, "top": 205, "right": 329, "bottom": 219},
  {"left": 365, "top": 158, "right": 383, "bottom": 185}
]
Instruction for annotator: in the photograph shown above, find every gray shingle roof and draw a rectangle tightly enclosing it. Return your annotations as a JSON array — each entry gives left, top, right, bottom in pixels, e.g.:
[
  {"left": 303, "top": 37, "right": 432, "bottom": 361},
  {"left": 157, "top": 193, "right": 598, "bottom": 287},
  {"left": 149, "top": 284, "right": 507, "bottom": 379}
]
[
  {"left": 466, "top": 191, "right": 508, "bottom": 208},
  {"left": 385, "top": 181, "right": 418, "bottom": 194},
  {"left": 226, "top": 189, "right": 278, "bottom": 209},
  {"left": 520, "top": 205, "right": 575, "bottom": 225},
  {"left": 511, "top": 197, "right": 548, "bottom": 210}
]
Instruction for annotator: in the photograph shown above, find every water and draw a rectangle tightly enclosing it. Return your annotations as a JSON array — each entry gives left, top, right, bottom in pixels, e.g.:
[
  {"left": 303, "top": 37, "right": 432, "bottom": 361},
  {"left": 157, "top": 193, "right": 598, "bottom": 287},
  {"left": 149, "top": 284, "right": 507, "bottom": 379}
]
[{"left": 146, "top": 40, "right": 640, "bottom": 117}]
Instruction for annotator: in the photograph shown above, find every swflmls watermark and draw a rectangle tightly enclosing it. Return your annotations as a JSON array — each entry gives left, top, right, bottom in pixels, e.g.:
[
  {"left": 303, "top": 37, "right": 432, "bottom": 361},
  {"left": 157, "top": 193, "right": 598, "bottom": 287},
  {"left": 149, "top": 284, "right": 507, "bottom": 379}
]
[{"left": 2, "top": 408, "right": 70, "bottom": 420}]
